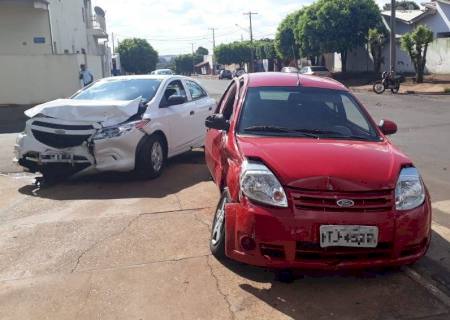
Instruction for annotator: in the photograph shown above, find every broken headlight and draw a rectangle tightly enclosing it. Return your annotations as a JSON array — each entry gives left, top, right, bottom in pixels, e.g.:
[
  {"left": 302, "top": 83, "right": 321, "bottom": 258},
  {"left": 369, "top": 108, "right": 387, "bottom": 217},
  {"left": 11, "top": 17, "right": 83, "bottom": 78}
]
[{"left": 93, "top": 119, "right": 149, "bottom": 140}]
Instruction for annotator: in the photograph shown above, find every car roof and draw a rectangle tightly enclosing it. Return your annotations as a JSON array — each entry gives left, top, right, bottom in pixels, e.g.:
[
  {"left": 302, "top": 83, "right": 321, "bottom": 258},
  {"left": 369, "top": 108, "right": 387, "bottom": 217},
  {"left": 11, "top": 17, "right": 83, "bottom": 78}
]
[
  {"left": 100, "top": 75, "right": 184, "bottom": 81},
  {"left": 246, "top": 72, "right": 347, "bottom": 91}
]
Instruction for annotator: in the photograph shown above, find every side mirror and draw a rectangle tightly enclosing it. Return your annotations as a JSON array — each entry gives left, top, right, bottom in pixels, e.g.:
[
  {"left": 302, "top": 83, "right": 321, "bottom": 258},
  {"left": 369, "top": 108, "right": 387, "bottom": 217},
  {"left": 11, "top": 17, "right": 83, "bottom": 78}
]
[
  {"left": 205, "top": 114, "right": 229, "bottom": 131},
  {"left": 379, "top": 119, "right": 397, "bottom": 135},
  {"left": 166, "top": 95, "right": 186, "bottom": 107}
]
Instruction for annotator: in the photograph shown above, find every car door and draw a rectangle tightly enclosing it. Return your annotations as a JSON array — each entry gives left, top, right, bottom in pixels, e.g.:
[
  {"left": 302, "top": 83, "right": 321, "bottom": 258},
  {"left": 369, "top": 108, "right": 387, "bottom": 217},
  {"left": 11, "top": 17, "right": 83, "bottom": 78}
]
[
  {"left": 184, "top": 79, "right": 214, "bottom": 141},
  {"left": 159, "top": 79, "right": 196, "bottom": 153},
  {"left": 205, "top": 80, "right": 238, "bottom": 184}
]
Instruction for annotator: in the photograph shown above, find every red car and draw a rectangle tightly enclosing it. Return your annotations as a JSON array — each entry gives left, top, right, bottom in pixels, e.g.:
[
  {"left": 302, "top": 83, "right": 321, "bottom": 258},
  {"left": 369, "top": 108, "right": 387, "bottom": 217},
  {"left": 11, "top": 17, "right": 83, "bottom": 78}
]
[{"left": 204, "top": 73, "right": 431, "bottom": 270}]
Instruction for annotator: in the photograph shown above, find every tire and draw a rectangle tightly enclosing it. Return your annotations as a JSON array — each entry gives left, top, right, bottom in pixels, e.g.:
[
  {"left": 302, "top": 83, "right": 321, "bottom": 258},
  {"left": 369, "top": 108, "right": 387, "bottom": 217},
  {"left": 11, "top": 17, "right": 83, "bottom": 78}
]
[
  {"left": 373, "top": 81, "right": 385, "bottom": 94},
  {"left": 135, "top": 134, "right": 166, "bottom": 179},
  {"left": 391, "top": 84, "right": 400, "bottom": 94},
  {"left": 210, "top": 190, "right": 229, "bottom": 259}
]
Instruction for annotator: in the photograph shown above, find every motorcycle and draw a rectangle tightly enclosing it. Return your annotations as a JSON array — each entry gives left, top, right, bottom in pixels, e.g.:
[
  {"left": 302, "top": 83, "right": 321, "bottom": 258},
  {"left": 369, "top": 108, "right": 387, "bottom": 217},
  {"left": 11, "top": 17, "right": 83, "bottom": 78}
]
[{"left": 373, "top": 71, "right": 403, "bottom": 94}]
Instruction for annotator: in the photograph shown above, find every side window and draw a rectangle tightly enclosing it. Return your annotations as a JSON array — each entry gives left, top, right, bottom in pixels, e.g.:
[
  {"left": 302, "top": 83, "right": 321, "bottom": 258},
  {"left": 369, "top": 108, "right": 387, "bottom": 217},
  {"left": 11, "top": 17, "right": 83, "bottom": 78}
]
[
  {"left": 221, "top": 83, "right": 237, "bottom": 121},
  {"left": 341, "top": 95, "right": 370, "bottom": 131},
  {"left": 186, "top": 80, "right": 207, "bottom": 100},
  {"left": 160, "top": 80, "right": 187, "bottom": 107}
]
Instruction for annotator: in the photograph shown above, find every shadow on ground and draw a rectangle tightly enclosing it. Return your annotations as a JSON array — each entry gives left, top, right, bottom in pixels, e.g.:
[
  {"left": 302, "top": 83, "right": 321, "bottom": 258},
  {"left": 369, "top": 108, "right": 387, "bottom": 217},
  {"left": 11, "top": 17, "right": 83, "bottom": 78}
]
[
  {"left": 18, "top": 149, "right": 211, "bottom": 200},
  {"left": 215, "top": 229, "right": 450, "bottom": 319}
]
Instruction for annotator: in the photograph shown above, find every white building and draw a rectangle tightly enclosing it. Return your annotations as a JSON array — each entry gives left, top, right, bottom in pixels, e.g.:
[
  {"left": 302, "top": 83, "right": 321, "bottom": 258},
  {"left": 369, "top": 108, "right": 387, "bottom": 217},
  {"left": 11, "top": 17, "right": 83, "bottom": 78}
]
[{"left": 0, "top": 0, "right": 111, "bottom": 105}]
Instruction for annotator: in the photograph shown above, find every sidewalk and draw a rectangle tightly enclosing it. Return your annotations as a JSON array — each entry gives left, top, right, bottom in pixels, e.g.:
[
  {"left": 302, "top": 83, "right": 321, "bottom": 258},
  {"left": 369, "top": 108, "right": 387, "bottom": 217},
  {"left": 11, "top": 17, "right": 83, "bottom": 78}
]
[{"left": 351, "top": 82, "right": 450, "bottom": 94}]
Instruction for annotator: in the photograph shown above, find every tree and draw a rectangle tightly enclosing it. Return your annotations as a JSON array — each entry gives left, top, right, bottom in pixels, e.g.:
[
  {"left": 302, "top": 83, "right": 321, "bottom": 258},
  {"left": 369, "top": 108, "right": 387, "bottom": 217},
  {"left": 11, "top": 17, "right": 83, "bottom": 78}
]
[
  {"left": 214, "top": 41, "right": 251, "bottom": 66},
  {"left": 174, "top": 54, "right": 194, "bottom": 75},
  {"left": 401, "top": 25, "right": 434, "bottom": 83},
  {"left": 195, "top": 46, "right": 209, "bottom": 56},
  {"left": 274, "top": 10, "right": 302, "bottom": 63},
  {"left": 117, "top": 38, "right": 158, "bottom": 74},
  {"left": 383, "top": 1, "right": 420, "bottom": 11},
  {"left": 368, "top": 28, "right": 387, "bottom": 74},
  {"left": 297, "top": 0, "right": 382, "bottom": 72}
]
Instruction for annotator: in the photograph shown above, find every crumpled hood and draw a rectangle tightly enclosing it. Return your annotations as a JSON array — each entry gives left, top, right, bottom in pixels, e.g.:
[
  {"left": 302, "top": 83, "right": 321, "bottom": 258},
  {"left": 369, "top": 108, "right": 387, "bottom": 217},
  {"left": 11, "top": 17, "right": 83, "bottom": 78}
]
[
  {"left": 25, "top": 98, "right": 141, "bottom": 126},
  {"left": 237, "top": 136, "right": 411, "bottom": 191}
]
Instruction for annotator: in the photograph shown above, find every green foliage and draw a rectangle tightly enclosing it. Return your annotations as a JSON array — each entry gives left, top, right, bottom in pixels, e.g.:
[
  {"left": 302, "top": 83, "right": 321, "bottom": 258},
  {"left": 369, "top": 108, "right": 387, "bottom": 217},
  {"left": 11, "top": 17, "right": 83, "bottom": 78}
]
[
  {"left": 214, "top": 41, "right": 252, "bottom": 66},
  {"left": 368, "top": 27, "right": 387, "bottom": 74},
  {"left": 274, "top": 10, "right": 302, "bottom": 62},
  {"left": 383, "top": 1, "right": 420, "bottom": 11},
  {"left": 117, "top": 38, "right": 158, "bottom": 74},
  {"left": 254, "top": 39, "right": 277, "bottom": 60},
  {"left": 174, "top": 54, "right": 196, "bottom": 75},
  {"left": 296, "top": 0, "right": 382, "bottom": 72},
  {"left": 401, "top": 25, "right": 434, "bottom": 83},
  {"left": 195, "top": 46, "right": 209, "bottom": 56}
]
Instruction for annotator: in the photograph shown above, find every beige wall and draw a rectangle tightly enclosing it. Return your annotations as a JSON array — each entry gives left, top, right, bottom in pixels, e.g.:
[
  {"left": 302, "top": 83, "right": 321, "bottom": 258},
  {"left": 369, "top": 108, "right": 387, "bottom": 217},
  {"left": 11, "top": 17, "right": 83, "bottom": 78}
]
[
  {"left": 0, "top": 6, "right": 52, "bottom": 55},
  {"left": 0, "top": 54, "right": 104, "bottom": 105}
]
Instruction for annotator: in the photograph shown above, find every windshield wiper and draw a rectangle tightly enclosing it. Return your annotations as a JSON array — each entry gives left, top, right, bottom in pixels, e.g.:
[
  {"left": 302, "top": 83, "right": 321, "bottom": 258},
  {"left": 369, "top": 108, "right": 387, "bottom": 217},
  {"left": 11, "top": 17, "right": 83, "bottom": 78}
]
[{"left": 243, "top": 125, "right": 319, "bottom": 138}]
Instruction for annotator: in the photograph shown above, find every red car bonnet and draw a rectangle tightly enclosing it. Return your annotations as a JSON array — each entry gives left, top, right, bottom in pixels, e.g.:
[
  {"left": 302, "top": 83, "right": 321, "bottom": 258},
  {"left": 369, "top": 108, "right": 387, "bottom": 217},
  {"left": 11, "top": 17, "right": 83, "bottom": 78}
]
[{"left": 236, "top": 135, "right": 411, "bottom": 192}]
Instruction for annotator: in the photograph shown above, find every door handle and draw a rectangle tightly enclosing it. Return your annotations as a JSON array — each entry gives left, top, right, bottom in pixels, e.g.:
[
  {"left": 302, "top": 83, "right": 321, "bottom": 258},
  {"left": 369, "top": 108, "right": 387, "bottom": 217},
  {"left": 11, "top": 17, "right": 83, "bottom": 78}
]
[
  {"left": 190, "top": 110, "right": 195, "bottom": 115},
  {"left": 208, "top": 107, "right": 212, "bottom": 111}
]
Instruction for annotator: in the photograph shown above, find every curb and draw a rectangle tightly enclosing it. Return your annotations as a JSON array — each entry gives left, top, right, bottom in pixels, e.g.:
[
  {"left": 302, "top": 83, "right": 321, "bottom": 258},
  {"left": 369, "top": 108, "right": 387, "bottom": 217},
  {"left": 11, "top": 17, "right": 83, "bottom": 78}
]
[{"left": 350, "top": 87, "right": 450, "bottom": 96}]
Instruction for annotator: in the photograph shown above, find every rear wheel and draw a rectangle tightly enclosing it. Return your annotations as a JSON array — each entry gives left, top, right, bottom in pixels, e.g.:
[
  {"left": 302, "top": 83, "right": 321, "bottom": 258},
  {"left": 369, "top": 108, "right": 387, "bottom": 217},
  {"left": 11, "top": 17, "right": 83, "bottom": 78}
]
[
  {"left": 373, "top": 81, "right": 385, "bottom": 94},
  {"left": 135, "top": 134, "right": 166, "bottom": 179},
  {"left": 210, "top": 190, "right": 229, "bottom": 259}
]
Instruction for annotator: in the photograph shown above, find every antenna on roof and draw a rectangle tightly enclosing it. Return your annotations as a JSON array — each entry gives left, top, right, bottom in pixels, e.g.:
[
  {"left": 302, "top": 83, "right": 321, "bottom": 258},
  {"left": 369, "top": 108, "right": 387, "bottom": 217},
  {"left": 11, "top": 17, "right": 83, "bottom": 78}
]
[{"left": 297, "top": 68, "right": 301, "bottom": 86}]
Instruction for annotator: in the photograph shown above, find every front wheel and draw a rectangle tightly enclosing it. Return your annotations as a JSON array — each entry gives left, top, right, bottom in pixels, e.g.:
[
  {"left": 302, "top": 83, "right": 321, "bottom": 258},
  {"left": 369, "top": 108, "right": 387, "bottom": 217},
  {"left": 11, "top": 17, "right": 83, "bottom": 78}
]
[
  {"left": 210, "top": 190, "right": 229, "bottom": 259},
  {"left": 373, "top": 81, "right": 385, "bottom": 94},
  {"left": 135, "top": 134, "right": 166, "bottom": 179}
]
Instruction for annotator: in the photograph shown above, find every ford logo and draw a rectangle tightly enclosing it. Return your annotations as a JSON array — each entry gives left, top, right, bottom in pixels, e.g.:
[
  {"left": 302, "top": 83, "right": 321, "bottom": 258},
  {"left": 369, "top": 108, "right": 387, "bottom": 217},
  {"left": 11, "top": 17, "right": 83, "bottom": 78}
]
[{"left": 336, "top": 199, "right": 355, "bottom": 207}]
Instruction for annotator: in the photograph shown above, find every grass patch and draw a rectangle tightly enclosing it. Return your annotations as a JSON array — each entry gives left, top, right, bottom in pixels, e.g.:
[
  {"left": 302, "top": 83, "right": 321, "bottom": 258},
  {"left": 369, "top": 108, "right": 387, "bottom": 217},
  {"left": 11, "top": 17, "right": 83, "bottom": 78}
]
[{"left": 445, "top": 88, "right": 450, "bottom": 93}]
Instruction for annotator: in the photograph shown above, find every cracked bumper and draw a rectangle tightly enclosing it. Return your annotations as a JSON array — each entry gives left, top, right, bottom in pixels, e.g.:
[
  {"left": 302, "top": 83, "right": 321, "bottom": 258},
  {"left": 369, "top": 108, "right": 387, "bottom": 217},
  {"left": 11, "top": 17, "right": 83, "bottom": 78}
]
[{"left": 224, "top": 198, "right": 431, "bottom": 270}]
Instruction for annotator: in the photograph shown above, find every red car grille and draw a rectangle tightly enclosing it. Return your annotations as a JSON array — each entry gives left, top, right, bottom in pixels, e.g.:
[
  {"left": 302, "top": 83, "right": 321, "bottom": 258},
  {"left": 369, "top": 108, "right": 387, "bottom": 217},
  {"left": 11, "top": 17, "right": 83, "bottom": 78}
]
[
  {"left": 290, "top": 189, "right": 394, "bottom": 213},
  {"left": 296, "top": 241, "right": 393, "bottom": 261}
]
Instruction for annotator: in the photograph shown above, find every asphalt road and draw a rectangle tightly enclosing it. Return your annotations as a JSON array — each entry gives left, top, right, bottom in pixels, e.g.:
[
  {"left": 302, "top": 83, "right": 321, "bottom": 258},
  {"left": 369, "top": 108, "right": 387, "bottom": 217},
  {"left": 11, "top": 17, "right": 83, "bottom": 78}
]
[{"left": 0, "top": 79, "right": 449, "bottom": 319}]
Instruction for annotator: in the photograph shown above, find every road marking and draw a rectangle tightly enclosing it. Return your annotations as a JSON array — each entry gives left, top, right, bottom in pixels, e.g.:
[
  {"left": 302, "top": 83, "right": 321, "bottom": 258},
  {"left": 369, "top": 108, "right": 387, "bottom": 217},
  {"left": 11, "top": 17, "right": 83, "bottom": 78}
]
[
  {"left": 404, "top": 267, "right": 450, "bottom": 308},
  {"left": 433, "top": 200, "right": 450, "bottom": 215}
]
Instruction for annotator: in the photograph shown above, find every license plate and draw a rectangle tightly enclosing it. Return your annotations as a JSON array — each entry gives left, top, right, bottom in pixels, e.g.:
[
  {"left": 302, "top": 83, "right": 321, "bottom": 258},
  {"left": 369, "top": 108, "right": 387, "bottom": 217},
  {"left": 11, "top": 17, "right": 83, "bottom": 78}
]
[
  {"left": 320, "top": 225, "right": 378, "bottom": 248},
  {"left": 40, "top": 152, "right": 71, "bottom": 161}
]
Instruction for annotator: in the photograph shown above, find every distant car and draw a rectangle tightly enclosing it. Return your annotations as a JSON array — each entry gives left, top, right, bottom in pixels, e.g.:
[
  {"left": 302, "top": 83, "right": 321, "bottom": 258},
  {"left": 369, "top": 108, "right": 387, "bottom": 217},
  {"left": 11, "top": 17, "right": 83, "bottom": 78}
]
[
  {"left": 151, "top": 69, "right": 175, "bottom": 75},
  {"left": 15, "top": 75, "right": 215, "bottom": 181},
  {"left": 233, "top": 69, "right": 246, "bottom": 78},
  {"left": 281, "top": 66, "right": 299, "bottom": 73},
  {"left": 300, "top": 66, "right": 332, "bottom": 77},
  {"left": 219, "top": 70, "right": 232, "bottom": 80}
]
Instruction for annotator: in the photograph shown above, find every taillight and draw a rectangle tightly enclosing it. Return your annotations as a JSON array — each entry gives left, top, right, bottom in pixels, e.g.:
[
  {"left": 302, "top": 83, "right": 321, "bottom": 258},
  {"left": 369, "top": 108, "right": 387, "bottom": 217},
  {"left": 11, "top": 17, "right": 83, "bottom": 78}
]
[{"left": 135, "top": 119, "right": 151, "bottom": 130}]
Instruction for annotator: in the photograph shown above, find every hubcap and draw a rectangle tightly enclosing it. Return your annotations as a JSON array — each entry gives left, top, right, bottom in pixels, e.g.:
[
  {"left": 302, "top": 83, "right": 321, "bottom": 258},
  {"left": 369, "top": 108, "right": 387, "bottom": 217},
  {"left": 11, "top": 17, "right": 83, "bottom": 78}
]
[
  {"left": 151, "top": 142, "right": 163, "bottom": 172},
  {"left": 211, "top": 197, "right": 226, "bottom": 245},
  {"left": 375, "top": 83, "right": 384, "bottom": 92}
]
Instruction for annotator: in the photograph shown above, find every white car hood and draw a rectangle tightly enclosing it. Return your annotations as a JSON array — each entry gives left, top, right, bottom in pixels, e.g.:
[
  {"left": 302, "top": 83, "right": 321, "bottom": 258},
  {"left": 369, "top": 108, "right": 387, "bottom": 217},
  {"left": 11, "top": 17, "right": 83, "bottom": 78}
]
[{"left": 25, "top": 98, "right": 142, "bottom": 126}]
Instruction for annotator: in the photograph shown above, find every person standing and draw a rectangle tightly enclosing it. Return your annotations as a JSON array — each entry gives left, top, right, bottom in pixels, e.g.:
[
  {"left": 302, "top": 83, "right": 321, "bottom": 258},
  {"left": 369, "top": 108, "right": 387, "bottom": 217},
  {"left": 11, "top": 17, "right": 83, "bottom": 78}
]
[{"left": 79, "top": 64, "right": 94, "bottom": 87}]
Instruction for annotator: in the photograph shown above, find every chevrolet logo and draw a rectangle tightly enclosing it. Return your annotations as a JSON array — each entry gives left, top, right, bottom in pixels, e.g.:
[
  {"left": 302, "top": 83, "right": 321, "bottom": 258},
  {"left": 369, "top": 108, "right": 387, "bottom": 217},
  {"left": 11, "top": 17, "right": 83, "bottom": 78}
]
[{"left": 54, "top": 129, "right": 66, "bottom": 134}]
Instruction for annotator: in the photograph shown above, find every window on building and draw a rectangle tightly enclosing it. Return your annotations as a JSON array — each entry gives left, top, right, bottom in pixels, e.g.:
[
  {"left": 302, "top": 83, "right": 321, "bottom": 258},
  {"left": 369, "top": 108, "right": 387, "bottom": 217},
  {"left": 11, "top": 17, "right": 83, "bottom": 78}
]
[{"left": 437, "top": 32, "right": 450, "bottom": 38}]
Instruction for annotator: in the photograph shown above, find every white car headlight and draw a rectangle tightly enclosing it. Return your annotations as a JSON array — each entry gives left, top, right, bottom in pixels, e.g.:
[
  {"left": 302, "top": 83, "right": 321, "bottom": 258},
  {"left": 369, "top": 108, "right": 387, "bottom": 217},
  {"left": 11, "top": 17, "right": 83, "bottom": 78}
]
[
  {"left": 240, "top": 160, "right": 288, "bottom": 207},
  {"left": 93, "top": 119, "right": 149, "bottom": 140},
  {"left": 395, "top": 167, "right": 425, "bottom": 211}
]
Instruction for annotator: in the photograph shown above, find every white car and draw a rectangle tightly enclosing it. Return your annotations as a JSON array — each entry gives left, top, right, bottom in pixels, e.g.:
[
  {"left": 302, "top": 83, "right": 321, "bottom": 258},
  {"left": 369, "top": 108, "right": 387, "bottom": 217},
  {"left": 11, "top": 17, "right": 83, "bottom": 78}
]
[
  {"left": 299, "top": 66, "right": 332, "bottom": 78},
  {"left": 14, "top": 75, "right": 215, "bottom": 181},
  {"left": 151, "top": 69, "right": 175, "bottom": 75}
]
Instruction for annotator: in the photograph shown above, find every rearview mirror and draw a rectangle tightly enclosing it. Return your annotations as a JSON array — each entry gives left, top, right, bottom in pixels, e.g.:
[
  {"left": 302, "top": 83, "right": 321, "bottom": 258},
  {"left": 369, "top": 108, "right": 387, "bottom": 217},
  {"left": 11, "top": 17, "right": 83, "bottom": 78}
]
[
  {"left": 379, "top": 119, "right": 397, "bottom": 135},
  {"left": 166, "top": 95, "right": 186, "bottom": 107},
  {"left": 205, "top": 114, "right": 229, "bottom": 131}
]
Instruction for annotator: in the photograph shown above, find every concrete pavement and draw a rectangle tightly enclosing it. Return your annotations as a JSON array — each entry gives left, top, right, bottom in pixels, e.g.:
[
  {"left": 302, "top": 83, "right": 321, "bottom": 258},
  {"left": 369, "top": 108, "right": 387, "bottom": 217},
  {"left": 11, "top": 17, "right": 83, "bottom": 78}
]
[{"left": 0, "top": 80, "right": 450, "bottom": 319}]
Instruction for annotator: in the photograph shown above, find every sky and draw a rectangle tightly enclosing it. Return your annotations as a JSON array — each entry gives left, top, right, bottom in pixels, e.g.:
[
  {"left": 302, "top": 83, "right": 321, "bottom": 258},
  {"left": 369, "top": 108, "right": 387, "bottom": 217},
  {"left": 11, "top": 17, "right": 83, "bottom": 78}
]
[{"left": 92, "top": 0, "right": 420, "bottom": 56}]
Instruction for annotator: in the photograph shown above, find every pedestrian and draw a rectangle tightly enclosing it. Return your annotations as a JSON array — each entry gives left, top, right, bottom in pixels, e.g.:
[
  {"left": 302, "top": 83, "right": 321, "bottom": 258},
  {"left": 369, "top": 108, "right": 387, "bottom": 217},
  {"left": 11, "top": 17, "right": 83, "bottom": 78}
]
[{"left": 79, "top": 64, "right": 94, "bottom": 87}]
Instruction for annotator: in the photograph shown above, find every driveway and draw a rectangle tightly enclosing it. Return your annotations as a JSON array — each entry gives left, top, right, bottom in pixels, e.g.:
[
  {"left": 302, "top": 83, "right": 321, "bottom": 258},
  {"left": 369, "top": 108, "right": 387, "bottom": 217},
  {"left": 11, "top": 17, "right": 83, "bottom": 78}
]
[{"left": 0, "top": 81, "right": 449, "bottom": 319}]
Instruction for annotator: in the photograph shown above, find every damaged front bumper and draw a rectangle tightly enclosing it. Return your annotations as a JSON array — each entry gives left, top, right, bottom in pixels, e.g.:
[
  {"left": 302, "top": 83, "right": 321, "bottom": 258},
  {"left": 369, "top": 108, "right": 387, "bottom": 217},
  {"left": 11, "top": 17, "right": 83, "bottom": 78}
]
[{"left": 14, "top": 117, "right": 145, "bottom": 177}]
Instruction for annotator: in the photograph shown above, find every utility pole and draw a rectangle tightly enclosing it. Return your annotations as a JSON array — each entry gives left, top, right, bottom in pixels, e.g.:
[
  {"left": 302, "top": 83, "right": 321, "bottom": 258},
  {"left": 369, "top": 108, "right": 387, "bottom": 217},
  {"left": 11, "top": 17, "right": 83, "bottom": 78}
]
[
  {"left": 389, "top": 0, "right": 396, "bottom": 77},
  {"left": 209, "top": 28, "right": 216, "bottom": 75},
  {"left": 243, "top": 11, "right": 257, "bottom": 73},
  {"left": 112, "top": 32, "right": 115, "bottom": 54}
]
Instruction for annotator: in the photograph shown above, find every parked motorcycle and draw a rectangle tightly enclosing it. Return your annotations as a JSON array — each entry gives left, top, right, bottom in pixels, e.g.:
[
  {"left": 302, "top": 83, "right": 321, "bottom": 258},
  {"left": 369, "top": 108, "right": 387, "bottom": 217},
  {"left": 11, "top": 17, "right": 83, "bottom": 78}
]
[{"left": 373, "top": 71, "right": 403, "bottom": 94}]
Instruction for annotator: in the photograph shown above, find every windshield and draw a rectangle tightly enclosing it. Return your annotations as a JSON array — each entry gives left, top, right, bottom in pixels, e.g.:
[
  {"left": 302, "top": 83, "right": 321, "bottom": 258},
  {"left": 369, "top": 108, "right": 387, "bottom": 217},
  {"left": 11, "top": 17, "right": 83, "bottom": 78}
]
[
  {"left": 238, "top": 87, "right": 380, "bottom": 141},
  {"left": 72, "top": 78, "right": 161, "bottom": 102}
]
